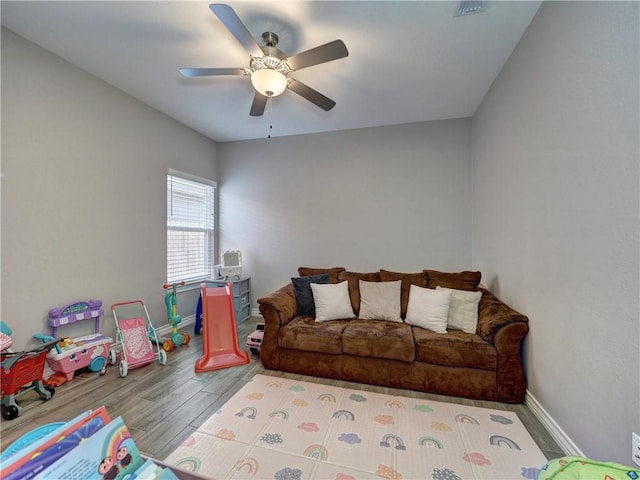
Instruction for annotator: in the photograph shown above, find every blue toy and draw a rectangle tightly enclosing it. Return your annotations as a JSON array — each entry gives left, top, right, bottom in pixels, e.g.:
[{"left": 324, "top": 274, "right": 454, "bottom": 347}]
[{"left": 161, "top": 282, "right": 191, "bottom": 352}]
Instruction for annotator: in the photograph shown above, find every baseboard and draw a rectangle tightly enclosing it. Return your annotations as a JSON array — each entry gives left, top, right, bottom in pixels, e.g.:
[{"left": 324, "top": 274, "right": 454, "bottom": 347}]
[{"left": 525, "top": 389, "right": 584, "bottom": 456}]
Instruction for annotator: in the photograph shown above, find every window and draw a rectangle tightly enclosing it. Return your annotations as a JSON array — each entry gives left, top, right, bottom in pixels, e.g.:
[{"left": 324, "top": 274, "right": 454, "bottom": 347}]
[{"left": 167, "top": 171, "right": 216, "bottom": 283}]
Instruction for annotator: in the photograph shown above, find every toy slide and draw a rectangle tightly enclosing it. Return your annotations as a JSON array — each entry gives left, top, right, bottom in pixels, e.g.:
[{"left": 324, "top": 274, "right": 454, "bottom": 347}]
[{"left": 195, "top": 283, "right": 249, "bottom": 373}]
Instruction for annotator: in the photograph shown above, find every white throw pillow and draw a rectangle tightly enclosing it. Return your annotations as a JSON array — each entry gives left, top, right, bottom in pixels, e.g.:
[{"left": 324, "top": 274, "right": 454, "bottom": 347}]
[
  {"left": 436, "top": 286, "right": 482, "bottom": 334},
  {"left": 405, "top": 285, "right": 451, "bottom": 334},
  {"left": 358, "top": 280, "right": 402, "bottom": 322},
  {"left": 311, "top": 281, "right": 356, "bottom": 322}
]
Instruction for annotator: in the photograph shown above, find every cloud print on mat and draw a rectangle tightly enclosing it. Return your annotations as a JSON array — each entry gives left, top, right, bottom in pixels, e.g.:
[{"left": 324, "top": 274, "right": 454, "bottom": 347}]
[
  {"left": 490, "top": 414, "right": 513, "bottom": 425},
  {"left": 246, "top": 392, "right": 263, "bottom": 400},
  {"left": 275, "top": 467, "right": 302, "bottom": 480},
  {"left": 521, "top": 467, "right": 542, "bottom": 479},
  {"left": 215, "top": 429, "right": 235, "bottom": 440},
  {"left": 374, "top": 415, "right": 394, "bottom": 425},
  {"left": 376, "top": 465, "right": 401, "bottom": 479},
  {"left": 261, "top": 433, "right": 283, "bottom": 444},
  {"left": 335, "top": 474, "right": 355, "bottom": 480},
  {"left": 338, "top": 433, "right": 361, "bottom": 444},
  {"left": 349, "top": 394, "right": 367, "bottom": 402},
  {"left": 414, "top": 404, "right": 433, "bottom": 413},
  {"left": 298, "top": 422, "right": 319, "bottom": 432},
  {"left": 431, "top": 421, "right": 452, "bottom": 431},
  {"left": 463, "top": 452, "right": 491, "bottom": 466},
  {"left": 432, "top": 468, "right": 461, "bottom": 480}
]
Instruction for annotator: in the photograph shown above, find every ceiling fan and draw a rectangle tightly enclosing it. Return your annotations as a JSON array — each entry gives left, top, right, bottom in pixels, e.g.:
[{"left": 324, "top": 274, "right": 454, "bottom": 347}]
[{"left": 180, "top": 4, "right": 349, "bottom": 116}]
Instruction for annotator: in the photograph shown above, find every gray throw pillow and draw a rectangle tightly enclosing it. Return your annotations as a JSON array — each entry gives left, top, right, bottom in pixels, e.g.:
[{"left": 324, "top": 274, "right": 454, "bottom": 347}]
[{"left": 291, "top": 274, "right": 330, "bottom": 316}]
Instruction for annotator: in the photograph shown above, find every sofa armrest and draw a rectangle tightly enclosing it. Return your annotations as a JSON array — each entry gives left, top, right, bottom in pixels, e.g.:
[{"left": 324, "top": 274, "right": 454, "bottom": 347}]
[
  {"left": 476, "top": 288, "right": 529, "bottom": 344},
  {"left": 493, "top": 321, "right": 529, "bottom": 403},
  {"left": 257, "top": 283, "right": 297, "bottom": 369},
  {"left": 257, "top": 283, "right": 298, "bottom": 327}
]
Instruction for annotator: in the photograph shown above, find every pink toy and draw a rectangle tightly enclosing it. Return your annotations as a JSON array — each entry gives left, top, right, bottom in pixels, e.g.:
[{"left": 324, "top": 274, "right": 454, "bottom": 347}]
[
  {"left": 110, "top": 300, "right": 167, "bottom": 377},
  {"left": 246, "top": 323, "right": 264, "bottom": 353},
  {"left": 43, "top": 300, "right": 115, "bottom": 380},
  {"left": 46, "top": 334, "right": 114, "bottom": 381},
  {"left": 195, "top": 283, "right": 249, "bottom": 372},
  {"left": 0, "top": 332, "right": 12, "bottom": 352}
]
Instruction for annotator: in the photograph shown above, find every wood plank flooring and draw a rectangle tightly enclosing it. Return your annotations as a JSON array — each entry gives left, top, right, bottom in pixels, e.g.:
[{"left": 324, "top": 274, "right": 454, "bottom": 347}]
[{"left": 0, "top": 317, "right": 565, "bottom": 463}]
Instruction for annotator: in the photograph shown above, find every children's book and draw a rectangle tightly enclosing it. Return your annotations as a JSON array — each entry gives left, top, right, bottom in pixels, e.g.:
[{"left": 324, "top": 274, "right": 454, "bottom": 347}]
[
  {"left": 33, "top": 416, "right": 144, "bottom": 480},
  {"left": 1, "top": 406, "right": 111, "bottom": 480}
]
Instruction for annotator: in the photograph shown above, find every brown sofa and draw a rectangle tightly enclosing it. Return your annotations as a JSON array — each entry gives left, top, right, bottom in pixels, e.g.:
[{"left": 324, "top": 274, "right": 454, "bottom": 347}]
[{"left": 257, "top": 267, "right": 529, "bottom": 403}]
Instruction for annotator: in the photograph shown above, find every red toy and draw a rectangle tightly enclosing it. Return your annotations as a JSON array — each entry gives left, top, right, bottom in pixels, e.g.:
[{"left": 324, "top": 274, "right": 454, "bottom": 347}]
[
  {"left": 1, "top": 335, "right": 58, "bottom": 420},
  {"left": 195, "top": 283, "right": 249, "bottom": 372}
]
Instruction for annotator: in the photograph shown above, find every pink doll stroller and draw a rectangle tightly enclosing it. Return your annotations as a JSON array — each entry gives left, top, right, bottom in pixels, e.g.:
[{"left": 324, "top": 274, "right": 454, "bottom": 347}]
[{"left": 111, "top": 300, "right": 167, "bottom": 377}]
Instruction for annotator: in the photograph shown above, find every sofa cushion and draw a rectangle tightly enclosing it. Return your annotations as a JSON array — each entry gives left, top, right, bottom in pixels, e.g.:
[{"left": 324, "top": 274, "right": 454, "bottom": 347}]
[
  {"left": 343, "top": 319, "right": 415, "bottom": 363},
  {"left": 298, "top": 266, "right": 346, "bottom": 284},
  {"left": 379, "top": 269, "right": 427, "bottom": 319},
  {"left": 337, "top": 271, "right": 380, "bottom": 315},
  {"left": 279, "top": 316, "right": 350, "bottom": 355},
  {"left": 424, "top": 269, "right": 481, "bottom": 291},
  {"left": 358, "top": 280, "right": 402, "bottom": 323},
  {"left": 310, "top": 281, "right": 356, "bottom": 322},
  {"left": 437, "top": 287, "right": 482, "bottom": 334},
  {"left": 291, "top": 274, "right": 330, "bottom": 316},
  {"left": 412, "top": 327, "right": 497, "bottom": 370},
  {"left": 405, "top": 285, "right": 451, "bottom": 334}
]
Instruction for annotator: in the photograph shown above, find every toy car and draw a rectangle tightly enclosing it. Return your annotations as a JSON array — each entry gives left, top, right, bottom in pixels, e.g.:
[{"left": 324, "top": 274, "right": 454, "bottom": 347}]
[{"left": 246, "top": 323, "right": 265, "bottom": 353}]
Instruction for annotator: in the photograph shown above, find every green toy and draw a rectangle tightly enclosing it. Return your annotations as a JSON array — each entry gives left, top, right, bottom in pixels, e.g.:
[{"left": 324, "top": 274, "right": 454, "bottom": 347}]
[
  {"left": 537, "top": 456, "right": 639, "bottom": 480},
  {"left": 161, "top": 282, "right": 191, "bottom": 352}
]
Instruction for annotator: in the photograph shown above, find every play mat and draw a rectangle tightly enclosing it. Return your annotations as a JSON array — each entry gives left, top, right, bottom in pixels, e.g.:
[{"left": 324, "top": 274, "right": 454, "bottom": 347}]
[{"left": 165, "top": 374, "right": 549, "bottom": 479}]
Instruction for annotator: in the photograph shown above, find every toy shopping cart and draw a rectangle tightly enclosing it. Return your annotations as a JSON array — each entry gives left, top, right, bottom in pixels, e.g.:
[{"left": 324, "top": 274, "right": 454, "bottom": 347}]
[
  {"left": 111, "top": 300, "right": 167, "bottom": 377},
  {"left": 1, "top": 339, "right": 58, "bottom": 420}
]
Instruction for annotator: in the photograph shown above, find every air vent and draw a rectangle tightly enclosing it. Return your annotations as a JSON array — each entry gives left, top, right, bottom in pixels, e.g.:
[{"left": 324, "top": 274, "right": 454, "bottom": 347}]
[{"left": 455, "top": 1, "right": 487, "bottom": 17}]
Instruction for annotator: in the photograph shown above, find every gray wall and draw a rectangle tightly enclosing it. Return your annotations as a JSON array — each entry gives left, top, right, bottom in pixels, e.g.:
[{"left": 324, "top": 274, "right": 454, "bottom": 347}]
[
  {"left": 217, "top": 118, "right": 472, "bottom": 302},
  {"left": 471, "top": 2, "right": 639, "bottom": 464},
  {"left": 1, "top": 28, "right": 217, "bottom": 348}
]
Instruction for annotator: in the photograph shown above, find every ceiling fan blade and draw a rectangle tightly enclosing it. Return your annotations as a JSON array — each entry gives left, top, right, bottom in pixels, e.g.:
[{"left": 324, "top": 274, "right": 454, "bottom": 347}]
[
  {"left": 180, "top": 67, "right": 246, "bottom": 77},
  {"left": 210, "top": 4, "right": 263, "bottom": 58},
  {"left": 286, "top": 40, "right": 349, "bottom": 71},
  {"left": 287, "top": 79, "right": 336, "bottom": 111},
  {"left": 250, "top": 92, "right": 268, "bottom": 116}
]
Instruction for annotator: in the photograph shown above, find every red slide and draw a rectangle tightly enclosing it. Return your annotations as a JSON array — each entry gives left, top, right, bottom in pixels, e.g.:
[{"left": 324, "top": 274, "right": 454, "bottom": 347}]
[{"left": 195, "top": 283, "right": 249, "bottom": 373}]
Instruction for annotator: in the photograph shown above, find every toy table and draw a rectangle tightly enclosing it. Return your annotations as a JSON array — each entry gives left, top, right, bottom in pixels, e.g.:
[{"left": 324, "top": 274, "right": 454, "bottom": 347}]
[
  {"left": 45, "top": 300, "right": 114, "bottom": 380},
  {"left": 48, "top": 300, "right": 104, "bottom": 338}
]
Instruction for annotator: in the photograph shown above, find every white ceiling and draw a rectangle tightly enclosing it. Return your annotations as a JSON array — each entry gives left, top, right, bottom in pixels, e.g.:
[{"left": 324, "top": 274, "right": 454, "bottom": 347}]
[{"left": 1, "top": 1, "right": 541, "bottom": 142}]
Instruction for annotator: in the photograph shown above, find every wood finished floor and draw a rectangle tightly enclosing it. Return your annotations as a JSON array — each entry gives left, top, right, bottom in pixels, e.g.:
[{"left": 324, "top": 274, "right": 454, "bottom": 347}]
[{"left": 0, "top": 317, "right": 565, "bottom": 463}]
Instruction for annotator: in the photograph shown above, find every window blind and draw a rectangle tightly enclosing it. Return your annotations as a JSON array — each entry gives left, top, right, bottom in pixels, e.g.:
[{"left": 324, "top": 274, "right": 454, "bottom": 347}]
[{"left": 167, "top": 173, "right": 215, "bottom": 283}]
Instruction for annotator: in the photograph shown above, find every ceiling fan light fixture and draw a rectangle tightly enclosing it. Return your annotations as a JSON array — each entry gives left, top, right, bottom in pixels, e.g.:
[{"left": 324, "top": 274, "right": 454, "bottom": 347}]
[{"left": 250, "top": 68, "right": 288, "bottom": 97}]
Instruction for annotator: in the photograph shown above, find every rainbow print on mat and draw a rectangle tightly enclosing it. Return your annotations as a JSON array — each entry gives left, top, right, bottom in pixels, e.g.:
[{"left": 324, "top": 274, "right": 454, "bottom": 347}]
[
  {"left": 269, "top": 410, "right": 290, "bottom": 419},
  {"left": 174, "top": 457, "right": 201, "bottom": 472},
  {"left": 235, "top": 406, "right": 257, "bottom": 419},
  {"left": 489, "top": 435, "right": 521, "bottom": 450},
  {"left": 317, "top": 393, "right": 336, "bottom": 402},
  {"left": 418, "top": 436, "right": 444, "bottom": 449},
  {"left": 455, "top": 413, "right": 480, "bottom": 425},
  {"left": 332, "top": 410, "right": 355, "bottom": 421},
  {"left": 303, "top": 445, "right": 329, "bottom": 461},
  {"left": 233, "top": 457, "right": 260, "bottom": 474}
]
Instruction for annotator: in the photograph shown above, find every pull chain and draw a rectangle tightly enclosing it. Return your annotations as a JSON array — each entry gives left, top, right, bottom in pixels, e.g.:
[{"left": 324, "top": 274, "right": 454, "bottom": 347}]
[{"left": 267, "top": 99, "right": 273, "bottom": 139}]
